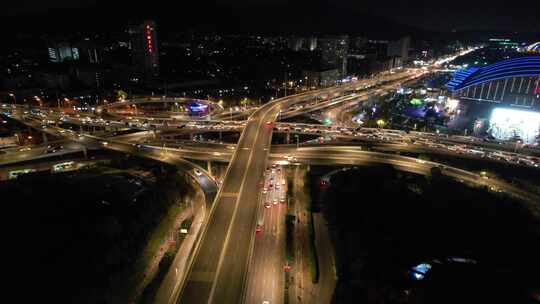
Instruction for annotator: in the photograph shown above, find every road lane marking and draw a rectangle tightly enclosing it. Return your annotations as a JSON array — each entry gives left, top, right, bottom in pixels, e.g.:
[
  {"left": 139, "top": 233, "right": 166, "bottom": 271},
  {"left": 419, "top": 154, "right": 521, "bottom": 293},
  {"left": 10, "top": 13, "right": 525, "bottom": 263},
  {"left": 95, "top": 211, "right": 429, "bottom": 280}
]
[
  {"left": 220, "top": 192, "right": 238, "bottom": 198},
  {"left": 189, "top": 271, "right": 216, "bottom": 282}
]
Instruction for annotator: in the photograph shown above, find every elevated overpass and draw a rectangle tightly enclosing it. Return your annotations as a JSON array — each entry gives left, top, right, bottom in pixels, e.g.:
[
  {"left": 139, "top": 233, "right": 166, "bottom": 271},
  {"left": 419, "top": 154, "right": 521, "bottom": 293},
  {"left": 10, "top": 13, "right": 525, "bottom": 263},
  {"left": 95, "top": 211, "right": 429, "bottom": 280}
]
[
  {"left": 98, "top": 96, "right": 224, "bottom": 118},
  {"left": 6, "top": 48, "right": 538, "bottom": 304}
]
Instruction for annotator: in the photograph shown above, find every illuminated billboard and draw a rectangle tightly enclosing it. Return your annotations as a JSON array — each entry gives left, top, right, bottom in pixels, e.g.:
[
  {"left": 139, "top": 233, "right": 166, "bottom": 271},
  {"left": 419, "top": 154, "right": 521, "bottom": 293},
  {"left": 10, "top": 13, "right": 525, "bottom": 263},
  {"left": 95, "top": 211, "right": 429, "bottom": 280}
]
[{"left": 489, "top": 108, "right": 540, "bottom": 143}]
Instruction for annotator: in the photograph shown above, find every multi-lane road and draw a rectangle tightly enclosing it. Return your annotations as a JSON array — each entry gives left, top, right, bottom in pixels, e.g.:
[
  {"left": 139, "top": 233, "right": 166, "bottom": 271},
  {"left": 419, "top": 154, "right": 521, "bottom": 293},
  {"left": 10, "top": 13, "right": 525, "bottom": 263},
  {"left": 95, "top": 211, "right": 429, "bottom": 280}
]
[
  {"left": 175, "top": 69, "right": 431, "bottom": 303},
  {"left": 176, "top": 96, "right": 284, "bottom": 303},
  {"left": 5, "top": 48, "right": 537, "bottom": 304},
  {"left": 245, "top": 164, "right": 287, "bottom": 304}
]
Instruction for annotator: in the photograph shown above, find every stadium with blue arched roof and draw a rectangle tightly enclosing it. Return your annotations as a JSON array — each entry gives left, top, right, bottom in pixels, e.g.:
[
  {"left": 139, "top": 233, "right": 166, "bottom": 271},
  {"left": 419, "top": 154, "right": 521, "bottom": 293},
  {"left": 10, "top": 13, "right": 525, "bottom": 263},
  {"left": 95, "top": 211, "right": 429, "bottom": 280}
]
[
  {"left": 524, "top": 42, "right": 540, "bottom": 53},
  {"left": 447, "top": 56, "right": 540, "bottom": 108}
]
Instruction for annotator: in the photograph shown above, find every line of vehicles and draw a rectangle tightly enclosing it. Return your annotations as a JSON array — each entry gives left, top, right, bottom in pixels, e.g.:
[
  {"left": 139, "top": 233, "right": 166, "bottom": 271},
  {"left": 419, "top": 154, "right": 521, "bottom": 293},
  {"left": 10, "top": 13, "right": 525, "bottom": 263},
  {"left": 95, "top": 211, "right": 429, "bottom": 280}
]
[
  {"left": 7, "top": 161, "right": 75, "bottom": 179},
  {"left": 256, "top": 164, "right": 287, "bottom": 234},
  {"left": 273, "top": 122, "right": 540, "bottom": 168},
  {"left": 6, "top": 98, "right": 540, "bottom": 171},
  {"left": 412, "top": 137, "right": 540, "bottom": 167}
]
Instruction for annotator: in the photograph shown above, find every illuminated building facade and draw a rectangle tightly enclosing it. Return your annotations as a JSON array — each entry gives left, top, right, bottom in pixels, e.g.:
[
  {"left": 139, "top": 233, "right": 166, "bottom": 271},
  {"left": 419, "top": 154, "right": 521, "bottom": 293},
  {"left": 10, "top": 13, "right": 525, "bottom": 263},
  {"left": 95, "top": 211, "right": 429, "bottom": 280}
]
[
  {"left": 489, "top": 107, "right": 540, "bottom": 143},
  {"left": 447, "top": 56, "right": 540, "bottom": 109},
  {"left": 48, "top": 43, "right": 79, "bottom": 63}
]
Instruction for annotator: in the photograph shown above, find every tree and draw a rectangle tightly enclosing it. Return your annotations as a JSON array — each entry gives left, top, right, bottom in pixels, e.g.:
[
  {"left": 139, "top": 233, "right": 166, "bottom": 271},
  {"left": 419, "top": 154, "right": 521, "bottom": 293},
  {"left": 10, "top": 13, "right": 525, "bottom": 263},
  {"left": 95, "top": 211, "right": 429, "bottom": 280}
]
[{"left": 115, "top": 90, "right": 128, "bottom": 101}]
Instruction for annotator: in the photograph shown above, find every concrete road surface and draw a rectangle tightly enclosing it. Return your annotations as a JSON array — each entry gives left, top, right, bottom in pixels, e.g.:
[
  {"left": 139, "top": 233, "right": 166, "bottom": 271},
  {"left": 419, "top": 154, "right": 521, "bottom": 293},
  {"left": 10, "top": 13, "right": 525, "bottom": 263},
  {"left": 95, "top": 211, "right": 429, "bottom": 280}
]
[
  {"left": 177, "top": 104, "right": 281, "bottom": 304},
  {"left": 245, "top": 165, "right": 287, "bottom": 304}
]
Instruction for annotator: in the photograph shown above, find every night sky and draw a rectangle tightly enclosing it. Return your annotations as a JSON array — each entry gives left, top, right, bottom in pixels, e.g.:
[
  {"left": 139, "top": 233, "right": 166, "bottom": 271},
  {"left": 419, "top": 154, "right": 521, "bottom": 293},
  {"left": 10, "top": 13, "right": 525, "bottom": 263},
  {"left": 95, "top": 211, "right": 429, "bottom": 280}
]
[{"left": 2, "top": 0, "right": 539, "bottom": 32}]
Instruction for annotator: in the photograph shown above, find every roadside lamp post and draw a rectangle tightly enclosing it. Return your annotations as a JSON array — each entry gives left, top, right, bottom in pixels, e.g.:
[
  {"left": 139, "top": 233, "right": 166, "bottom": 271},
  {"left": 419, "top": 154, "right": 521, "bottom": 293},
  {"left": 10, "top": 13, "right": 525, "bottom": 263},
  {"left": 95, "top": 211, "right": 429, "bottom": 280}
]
[{"left": 8, "top": 93, "right": 16, "bottom": 104}]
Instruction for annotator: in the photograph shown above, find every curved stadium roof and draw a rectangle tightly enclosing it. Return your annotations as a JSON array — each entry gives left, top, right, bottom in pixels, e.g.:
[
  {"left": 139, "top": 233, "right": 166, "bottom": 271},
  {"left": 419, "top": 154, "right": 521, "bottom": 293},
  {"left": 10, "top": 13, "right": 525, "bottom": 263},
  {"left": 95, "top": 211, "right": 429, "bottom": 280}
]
[
  {"left": 526, "top": 42, "right": 540, "bottom": 52},
  {"left": 447, "top": 56, "right": 540, "bottom": 92}
]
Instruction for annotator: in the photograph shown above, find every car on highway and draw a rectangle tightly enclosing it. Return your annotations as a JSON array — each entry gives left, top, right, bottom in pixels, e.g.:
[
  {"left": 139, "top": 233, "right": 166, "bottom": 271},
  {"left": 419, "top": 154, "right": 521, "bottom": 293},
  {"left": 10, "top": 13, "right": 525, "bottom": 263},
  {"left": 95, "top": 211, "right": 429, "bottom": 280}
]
[
  {"left": 286, "top": 155, "right": 296, "bottom": 161},
  {"left": 46, "top": 145, "right": 63, "bottom": 153},
  {"left": 264, "top": 201, "right": 271, "bottom": 208},
  {"left": 194, "top": 169, "right": 202, "bottom": 176}
]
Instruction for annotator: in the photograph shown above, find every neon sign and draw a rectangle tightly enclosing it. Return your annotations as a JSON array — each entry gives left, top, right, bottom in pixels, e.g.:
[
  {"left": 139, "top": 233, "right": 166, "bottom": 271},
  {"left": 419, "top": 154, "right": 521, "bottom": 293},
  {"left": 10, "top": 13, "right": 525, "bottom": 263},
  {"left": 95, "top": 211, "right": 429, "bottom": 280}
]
[{"left": 145, "top": 24, "right": 153, "bottom": 53}]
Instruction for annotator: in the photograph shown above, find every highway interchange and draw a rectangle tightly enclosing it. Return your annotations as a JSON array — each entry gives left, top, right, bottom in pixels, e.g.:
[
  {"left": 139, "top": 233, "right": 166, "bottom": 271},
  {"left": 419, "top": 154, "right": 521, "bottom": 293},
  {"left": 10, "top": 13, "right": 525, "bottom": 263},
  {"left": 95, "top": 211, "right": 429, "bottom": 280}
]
[{"left": 2, "top": 48, "right": 539, "bottom": 304}]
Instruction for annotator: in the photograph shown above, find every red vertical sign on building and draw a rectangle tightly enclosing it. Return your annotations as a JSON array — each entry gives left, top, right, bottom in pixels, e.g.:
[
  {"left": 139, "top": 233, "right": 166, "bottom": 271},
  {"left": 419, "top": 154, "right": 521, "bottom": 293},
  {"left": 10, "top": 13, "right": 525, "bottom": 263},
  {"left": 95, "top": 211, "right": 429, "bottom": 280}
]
[{"left": 146, "top": 24, "right": 153, "bottom": 53}]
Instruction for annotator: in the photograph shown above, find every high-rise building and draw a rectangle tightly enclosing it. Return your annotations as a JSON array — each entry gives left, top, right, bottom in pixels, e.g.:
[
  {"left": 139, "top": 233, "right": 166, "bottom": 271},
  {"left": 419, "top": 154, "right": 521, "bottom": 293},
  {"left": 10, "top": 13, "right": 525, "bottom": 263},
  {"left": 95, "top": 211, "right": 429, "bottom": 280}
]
[
  {"left": 302, "top": 69, "right": 340, "bottom": 88},
  {"left": 129, "top": 20, "right": 159, "bottom": 80},
  {"left": 317, "top": 36, "right": 349, "bottom": 78},
  {"left": 77, "top": 39, "right": 101, "bottom": 64},
  {"left": 288, "top": 37, "right": 318, "bottom": 51},
  {"left": 387, "top": 36, "right": 410, "bottom": 64},
  {"left": 48, "top": 43, "right": 79, "bottom": 63},
  {"left": 288, "top": 37, "right": 304, "bottom": 51}
]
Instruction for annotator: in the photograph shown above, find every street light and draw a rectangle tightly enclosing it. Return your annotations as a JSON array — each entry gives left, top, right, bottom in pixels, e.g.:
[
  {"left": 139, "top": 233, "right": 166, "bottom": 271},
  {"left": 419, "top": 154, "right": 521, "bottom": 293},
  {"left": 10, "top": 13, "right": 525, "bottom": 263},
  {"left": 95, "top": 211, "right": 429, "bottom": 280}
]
[
  {"left": 376, "top": 119, "right": 386, "bottom": 128},
  {"left": 8, "top": 93, "right": 16, "bottom": 104},
  {"left": 34, "top": 95, "right": 42, "bottom": 106}
]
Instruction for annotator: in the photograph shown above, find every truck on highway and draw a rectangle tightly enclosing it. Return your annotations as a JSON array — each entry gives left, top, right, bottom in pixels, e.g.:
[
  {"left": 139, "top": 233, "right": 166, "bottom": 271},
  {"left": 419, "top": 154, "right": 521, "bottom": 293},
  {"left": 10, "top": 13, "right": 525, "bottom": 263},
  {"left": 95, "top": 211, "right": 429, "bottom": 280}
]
[
  {"left": 8, "top": 168, "right": 37, "bottom": 179},
  {"left": 52, "top": 161, "right": 75, "bottom": 172}
]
